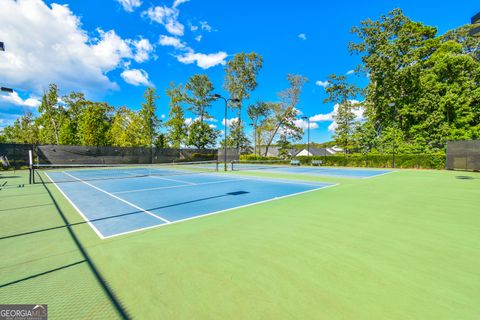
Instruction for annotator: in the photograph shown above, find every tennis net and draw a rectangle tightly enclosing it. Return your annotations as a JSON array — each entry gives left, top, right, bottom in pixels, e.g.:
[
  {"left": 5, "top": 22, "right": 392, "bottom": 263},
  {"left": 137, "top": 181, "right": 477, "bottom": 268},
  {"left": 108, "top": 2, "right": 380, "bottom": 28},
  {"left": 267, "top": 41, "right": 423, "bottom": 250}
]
[
  {"left": 230, "top": 159, "right": 293, "bottom": 171},
  {"left": 32, "top": 160, "right": 219, "bottom": 184}
]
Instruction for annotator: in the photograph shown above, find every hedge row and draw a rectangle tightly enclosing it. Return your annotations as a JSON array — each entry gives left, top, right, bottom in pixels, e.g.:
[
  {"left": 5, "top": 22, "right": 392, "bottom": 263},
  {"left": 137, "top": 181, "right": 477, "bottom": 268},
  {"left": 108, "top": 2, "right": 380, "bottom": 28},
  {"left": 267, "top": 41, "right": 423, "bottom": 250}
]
[{"left": 240, "top": 154, "right": 446, "bottom": 169}]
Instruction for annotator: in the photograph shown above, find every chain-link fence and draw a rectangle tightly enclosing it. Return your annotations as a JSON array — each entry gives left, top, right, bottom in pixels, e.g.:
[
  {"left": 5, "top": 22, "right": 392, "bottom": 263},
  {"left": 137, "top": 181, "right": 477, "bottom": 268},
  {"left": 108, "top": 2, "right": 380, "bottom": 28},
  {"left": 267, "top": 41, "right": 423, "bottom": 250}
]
[{"left": 446, "top": 140, "right": 480, "bottom": 171}]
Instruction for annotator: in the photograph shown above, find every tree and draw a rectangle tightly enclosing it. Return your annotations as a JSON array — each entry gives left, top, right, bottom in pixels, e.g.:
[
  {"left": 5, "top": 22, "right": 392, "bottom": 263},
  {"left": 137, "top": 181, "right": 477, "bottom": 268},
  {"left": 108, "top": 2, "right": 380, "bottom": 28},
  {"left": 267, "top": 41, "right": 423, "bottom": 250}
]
[
  {"left": 37, "top": 84, "right": 64, "bottom": 144},
  {"left": 77, "top": 102, "right": 113, "bottom": 146},
  {"left": 1, "top": 112, "right": 39, "bottom": 144},
  {"left": 139, "top": 87, "right": 160, "bottom": 147},
  {"left": 247, "top": 102, "right": 271, "bottom": 155},
  {"left": 109, "top": 107, "right": 143, "bottom": 147},
  {"left": 165, "top": 83, "right": 188, "bottom": 148},
  {"left": 277, "top": 134, "right": 292, "bottom": 159},
  {"left": 187, "top": 120, "right": 218, "bottom": 149},
  {"left": 223, "top": 52, "right": 263, "bottom": 147},
  {"left": 323, "top": 74, "right": 360, "bottom": 153},
  {"left": 225, "top": 119, "right": 250, "bottom": 151},
  {"left": 263, "top": 74, "right": 308, "bottom": 156},
  {"left": 58, "top": 91, "right": 87, "bottom": 145},
  {"left": 348, "top": 9, "right": 480, "bottom": 152},
  {"left": 184, "top": 74, "right": 215, "bottom": 123}
]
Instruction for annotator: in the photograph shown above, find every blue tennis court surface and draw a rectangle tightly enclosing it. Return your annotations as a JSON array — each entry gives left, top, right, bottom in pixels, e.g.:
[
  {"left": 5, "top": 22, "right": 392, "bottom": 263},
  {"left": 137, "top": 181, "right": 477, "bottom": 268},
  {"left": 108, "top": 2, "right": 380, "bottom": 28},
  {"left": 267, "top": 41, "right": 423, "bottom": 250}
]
[
  {"left": 47, "top": 170, "right": 333, "bottom": 239},
  {"left": 233, "top": 164, "right": 393, "bottom": 178}
]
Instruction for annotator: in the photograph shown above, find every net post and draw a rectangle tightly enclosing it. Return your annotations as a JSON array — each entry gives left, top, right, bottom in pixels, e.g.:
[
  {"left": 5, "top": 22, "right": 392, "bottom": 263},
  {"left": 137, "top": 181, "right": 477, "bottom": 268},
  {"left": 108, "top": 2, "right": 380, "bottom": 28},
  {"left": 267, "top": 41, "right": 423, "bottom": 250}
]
[{"left": 28, "top": 149, "right": 33, "bottom": 184}]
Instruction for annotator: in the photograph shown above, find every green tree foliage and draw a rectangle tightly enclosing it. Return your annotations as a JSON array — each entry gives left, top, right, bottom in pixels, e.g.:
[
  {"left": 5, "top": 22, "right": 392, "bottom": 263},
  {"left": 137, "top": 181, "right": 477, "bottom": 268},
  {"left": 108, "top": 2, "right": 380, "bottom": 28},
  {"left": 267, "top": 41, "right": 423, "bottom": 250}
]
[
  {"left": 225, "top": 120, "right": 250, "bottom": 150},
  {"left": 223, "top": 52, "right": 263, "bottom": 147},
  {"left": 277, "top": 134, "right": 292, "bottom": 159},
  {"left": 109, "top": 106, "right": 143, "bottom": 147},
  {"left": 247, "top": 101, "right": 271, "bottom": 154},
  {"left": 77, "top": 102, "right": 113, "bottom": 146},
  {"left": 184, "top": 74, "right": 215, "bottom": 123},
  {"left": 1, "top": 112, "right": 39, "bottom": 144},
  {"left": 324, "top": 74, "right": 360, "bottom": 153},
  {"left": 165, "top": 83, "right": 188, "bottom": 148},
  {"left": 139, "top": 87, "right": 160, "bottom": 147},
  {"left": 187, "top": 120, "right": 218, "bottom": 149},
  {"left": 37, "top": 84, "right": 64, "bottom": 144},
  {"left": 58, "top": 92, "right": 87, "bottom": 145},
  {"left": 347, "top": 8, "right": 480, "bottom": 152},
  {"left": 263, "top": 74, "right": 308, "bottom": 156}
]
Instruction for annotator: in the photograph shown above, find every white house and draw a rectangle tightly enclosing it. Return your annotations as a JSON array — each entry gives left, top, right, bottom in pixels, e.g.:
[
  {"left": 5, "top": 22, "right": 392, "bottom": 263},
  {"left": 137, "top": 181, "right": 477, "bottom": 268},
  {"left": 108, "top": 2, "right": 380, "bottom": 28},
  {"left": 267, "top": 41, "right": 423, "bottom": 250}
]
[{"left": 296, "top": 147, "right": 340, "bottom": 157}]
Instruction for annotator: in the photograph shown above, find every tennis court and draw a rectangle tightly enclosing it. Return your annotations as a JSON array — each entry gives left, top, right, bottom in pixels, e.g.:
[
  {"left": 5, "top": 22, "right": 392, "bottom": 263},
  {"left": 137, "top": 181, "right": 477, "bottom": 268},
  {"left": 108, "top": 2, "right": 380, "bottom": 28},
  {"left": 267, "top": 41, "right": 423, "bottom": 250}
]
[
  {"left": 37, "top": 164, "right": 333, "bottom": 238},
  {"left": 231, "top": 161, "right": 393, "bottom": 178}
]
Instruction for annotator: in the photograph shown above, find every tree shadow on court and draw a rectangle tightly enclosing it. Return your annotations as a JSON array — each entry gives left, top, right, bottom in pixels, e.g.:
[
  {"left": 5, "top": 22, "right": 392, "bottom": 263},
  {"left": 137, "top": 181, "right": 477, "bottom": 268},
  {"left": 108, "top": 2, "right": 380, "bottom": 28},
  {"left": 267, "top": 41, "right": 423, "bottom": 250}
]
[
  {"left": 0, "top": 190, "right": 250, "bottom": 241},
  {"left": 0, "top": 172, "right": 132, "bottom": 319}
]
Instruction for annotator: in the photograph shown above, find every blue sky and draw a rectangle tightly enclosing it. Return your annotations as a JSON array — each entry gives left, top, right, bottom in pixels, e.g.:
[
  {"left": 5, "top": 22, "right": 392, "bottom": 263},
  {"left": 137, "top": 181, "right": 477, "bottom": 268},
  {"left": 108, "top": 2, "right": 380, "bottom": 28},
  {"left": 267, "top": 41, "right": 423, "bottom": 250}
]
[{"left": 0, "top": 0, "right": 477, "bottom": 144}]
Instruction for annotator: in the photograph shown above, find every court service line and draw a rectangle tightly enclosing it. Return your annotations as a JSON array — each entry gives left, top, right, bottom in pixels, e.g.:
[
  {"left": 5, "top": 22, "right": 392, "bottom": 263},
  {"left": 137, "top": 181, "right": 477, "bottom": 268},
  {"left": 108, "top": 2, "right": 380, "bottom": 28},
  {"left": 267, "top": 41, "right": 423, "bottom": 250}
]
[
  {"left": 147, "top": 175, "right": 196, "bottom": 185},
  {"left": 113, "top": 178, "right": 250, "bottom": 195},
  {"left": 62, "top": 172, "right": 171, "bottom": 224}
]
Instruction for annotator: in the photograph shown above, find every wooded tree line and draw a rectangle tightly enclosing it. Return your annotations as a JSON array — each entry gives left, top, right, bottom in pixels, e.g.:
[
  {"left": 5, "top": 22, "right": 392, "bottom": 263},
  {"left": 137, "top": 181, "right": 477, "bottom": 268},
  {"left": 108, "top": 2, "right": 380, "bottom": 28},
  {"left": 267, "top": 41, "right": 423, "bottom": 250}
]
[
  {"left": 334, "top": 9, "right": 480, "bottom": 154},
  {"left": 1, "top": 9, "right": 479, "bottom": 155}
]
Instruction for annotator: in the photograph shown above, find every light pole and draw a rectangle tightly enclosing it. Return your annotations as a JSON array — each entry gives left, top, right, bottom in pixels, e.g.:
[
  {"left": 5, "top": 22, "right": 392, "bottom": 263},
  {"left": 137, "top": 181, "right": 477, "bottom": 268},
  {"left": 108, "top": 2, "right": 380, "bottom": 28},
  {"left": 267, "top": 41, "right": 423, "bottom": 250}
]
[
  {"left": 249, "top": 123, "right": 257, "bottom": 156},
  {"left": 211, "top": 94, "right": 240, "bottom": 171},
  {"left": 301, "top": 116, "right": 310, "bottom": 157},
  {"left": 389, "top": 102, "right": 396, "bottom": 168}
]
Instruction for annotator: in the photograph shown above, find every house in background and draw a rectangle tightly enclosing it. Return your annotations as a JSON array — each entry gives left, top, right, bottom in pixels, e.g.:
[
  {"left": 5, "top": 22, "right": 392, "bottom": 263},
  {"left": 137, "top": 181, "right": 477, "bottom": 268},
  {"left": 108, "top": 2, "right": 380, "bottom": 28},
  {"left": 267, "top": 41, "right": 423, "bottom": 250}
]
[
  {"left": 256, "top": 146, "right": 298, "bottom": 158},
  {"left": 295, "top": 147, "right": 341, "bottom": 157}
]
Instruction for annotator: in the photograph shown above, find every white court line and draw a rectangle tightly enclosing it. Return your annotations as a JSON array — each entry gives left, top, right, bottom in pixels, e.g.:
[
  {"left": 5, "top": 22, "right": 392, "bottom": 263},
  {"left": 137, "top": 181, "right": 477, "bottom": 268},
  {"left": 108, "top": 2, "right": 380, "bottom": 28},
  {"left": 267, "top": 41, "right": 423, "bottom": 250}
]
[
  {"left": 146, "top": 175, "right": 196, "bottom": 185},
  {"left": 45, "top": 172, "right": 107, "bottom": 240},
  {"left": 361, "top": 170, "right": 396, "bottom": 179},
  {"left": 113, "top": 178, "right": 250, "bottom": 195},
  {"left": 101, "top": 183, "right": 339, "bottom": 239},
  {"left": 62, "top": 172, "right": 171, "bottom": 224}
]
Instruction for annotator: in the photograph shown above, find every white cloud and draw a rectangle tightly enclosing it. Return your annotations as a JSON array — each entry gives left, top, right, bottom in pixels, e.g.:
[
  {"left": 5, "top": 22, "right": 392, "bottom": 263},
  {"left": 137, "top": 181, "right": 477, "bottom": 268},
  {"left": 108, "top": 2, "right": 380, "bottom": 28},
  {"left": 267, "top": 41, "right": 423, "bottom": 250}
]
[
  {"left": 195, "top": 35, "right": 203, "bottom": 42},
  {"left": 0, "top": 0, "right": 154, "bottom": 97},
  {"left": 176, "top": 50, "right": 228, "bottom": 69},
  {"left": 90, "top": 29, "right": 133, "bottom": 71},
  {"left": 184, "top": 117, "right": 193, "bottom": 125},
  {"left": 199, "top": 21, "right": 212, "bottom": 32},
  {"left": 159, "top": 35, "right": 187, "bottom": 49},
  {"left": 190, "top": 25, "right": 199, "bottom": 31},
  {"left": 143, "top": 5, "right": 184, "bottom": 36},
  {"left": 209, "top": 124, "right": 217, "bottom": 129},
  {"left": 132, "top": 38, "right": 154, "bottom": 63},
  {"left": 121, "top": 69, "right": 153, "bottom": 86},
  {"left": 173, "top": 0, "right": 190, "bottom": 8},
  {"left": 346, "top": 69, "right": 355, "bottom": 75},
  {"left": 310, "top": 100, "right": 365, "bottom": 132},
  {"left": 315, "top": 80, "right": 329, "bottom": 88},
  {"left": 222, "top": 117, "right": 239, "bottom": 127},
  {"left": 328, "top": 122, "right": 338, "bottom": 132},
  {"left": 116, "top": 0, "right": 142, "bottom": 12},
  {"left": 298, "top": 33, "right": 307, "bottom": 40},
  {"left": 0, "top": 92, "right": 41, "bottom": 108},
  {"left": 294, "top": 118, "right": 319, "bottom": 130}
]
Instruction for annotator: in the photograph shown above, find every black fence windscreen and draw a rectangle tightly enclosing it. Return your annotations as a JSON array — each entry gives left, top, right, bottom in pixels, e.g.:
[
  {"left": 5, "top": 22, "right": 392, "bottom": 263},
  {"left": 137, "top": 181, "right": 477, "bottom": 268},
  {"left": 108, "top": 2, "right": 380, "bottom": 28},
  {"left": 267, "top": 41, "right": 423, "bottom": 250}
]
[
  {"left": 0, "top": 143, "right": 32, "bottom": 169},
  {"left": 34, "top": 145, "right": 218, "bottom": 165},
  {"left": 446, "top": 140, "right": 480, "bottom": 171}
]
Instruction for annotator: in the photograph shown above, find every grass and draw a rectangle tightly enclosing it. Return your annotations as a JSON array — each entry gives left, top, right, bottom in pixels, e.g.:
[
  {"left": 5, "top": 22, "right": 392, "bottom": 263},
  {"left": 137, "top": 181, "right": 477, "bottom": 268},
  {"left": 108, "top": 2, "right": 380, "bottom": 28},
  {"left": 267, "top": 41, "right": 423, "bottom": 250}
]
[{"left": 0, "top": 168, "right": 479, "bottom": 319}]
